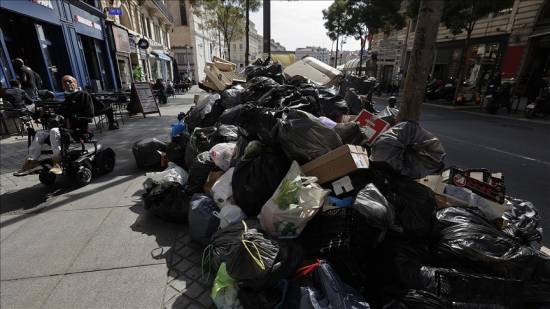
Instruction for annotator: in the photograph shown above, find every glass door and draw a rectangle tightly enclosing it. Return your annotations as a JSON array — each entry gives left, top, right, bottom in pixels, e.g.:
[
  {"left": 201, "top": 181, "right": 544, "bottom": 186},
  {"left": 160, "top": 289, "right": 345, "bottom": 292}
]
[{"left": 0, "top": 28, "right": 15, "bottom": 88}]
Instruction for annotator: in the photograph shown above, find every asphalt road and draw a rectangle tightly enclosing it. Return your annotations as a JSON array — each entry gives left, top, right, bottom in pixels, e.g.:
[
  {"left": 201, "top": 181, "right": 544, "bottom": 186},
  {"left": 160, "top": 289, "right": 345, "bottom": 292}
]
[{"left": 375, "top": 100, "right": 550, "bottom": 246}]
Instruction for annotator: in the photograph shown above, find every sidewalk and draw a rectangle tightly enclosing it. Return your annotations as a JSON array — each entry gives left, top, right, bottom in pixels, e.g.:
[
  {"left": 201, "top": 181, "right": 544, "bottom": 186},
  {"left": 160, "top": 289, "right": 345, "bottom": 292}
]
[{"left": 0, "top": 86, "right": 215, "bottom": 308}]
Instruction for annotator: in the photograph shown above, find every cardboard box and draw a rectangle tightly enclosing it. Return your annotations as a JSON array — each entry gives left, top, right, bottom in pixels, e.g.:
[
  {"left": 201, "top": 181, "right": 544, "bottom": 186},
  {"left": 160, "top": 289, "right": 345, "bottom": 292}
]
[
  {"left": 443, "top": 167, "right": 505, "bottom": 204},
  {"left": 301, "top": 145, "right": 369, "bottom": 184},
  {"left": 283, "top": 57, "right": 343, "bottom": 86},
  {"left": 354, "top": 109, "right": 390, "bottom": 144}
]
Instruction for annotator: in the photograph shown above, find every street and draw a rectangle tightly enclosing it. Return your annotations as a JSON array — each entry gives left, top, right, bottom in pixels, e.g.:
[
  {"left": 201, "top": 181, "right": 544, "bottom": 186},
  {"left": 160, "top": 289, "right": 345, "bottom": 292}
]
[{"left": 376, "top": 98, "right": 550, "bottom": 246}]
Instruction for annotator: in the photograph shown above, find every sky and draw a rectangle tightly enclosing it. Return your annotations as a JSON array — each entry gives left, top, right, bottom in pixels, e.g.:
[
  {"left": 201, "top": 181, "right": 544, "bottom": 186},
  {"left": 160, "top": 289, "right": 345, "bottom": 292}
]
[{"left": 249, "top": 0, "right": 360, "bottom": 52}]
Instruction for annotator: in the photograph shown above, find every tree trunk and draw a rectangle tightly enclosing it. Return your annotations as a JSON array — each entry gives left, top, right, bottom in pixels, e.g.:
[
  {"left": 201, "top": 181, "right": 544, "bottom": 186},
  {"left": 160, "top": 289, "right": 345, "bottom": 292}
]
[
  {"left": 334, "top": 34, "right": 340, "bottom": 67},
  {"left": 453, "top": 28, "right": 473, "bottom": 102},
  {"left": 398, "top": 0, "right": 444, "bottom": 122}
]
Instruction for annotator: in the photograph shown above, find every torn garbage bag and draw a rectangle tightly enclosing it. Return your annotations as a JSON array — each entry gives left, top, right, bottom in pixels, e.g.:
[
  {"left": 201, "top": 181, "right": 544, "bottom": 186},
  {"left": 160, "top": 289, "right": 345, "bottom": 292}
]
[
  {"left": 370, "top": 121, "right": 445, "bottom": 178},
  {"left": 232, "top": 144, "right": 291, "bottom": 217},
  {"left": 276, "top": 110, "right": 342, "bottom": 164},
  {"left": 259, "top": 161, "right": 328, "bottom": 238},
  {"left": 433, "top": 206, "right": 550, "bottom": 280},
  {"left": 189, "top": 194, "right": 220, "bottom": 246}
]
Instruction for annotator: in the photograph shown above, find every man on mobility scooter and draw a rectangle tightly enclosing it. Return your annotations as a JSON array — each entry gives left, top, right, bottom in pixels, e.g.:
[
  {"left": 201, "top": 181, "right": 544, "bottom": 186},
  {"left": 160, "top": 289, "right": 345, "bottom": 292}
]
[{"left": 13, "top": 75, "right": 115, "bottom": 185}]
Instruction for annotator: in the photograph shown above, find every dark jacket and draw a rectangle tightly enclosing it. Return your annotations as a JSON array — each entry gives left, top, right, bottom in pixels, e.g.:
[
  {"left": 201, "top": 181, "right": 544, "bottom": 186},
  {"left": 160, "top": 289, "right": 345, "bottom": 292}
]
[
  {"left": 0, "top": 88, "right": 33, "bottom": 109},
  {"left": 15, "top": 66, "right": 37, "bottom": 91},
  {"left": 57, "top": 91, "right": 95, "bottom": 130}
]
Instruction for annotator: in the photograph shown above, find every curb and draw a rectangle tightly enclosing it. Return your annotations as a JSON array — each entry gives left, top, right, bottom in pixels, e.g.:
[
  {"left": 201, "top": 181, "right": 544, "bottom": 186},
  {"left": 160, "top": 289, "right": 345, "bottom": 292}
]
[{"left": 423, "top": 102, "right": 480, "bottom": 110}]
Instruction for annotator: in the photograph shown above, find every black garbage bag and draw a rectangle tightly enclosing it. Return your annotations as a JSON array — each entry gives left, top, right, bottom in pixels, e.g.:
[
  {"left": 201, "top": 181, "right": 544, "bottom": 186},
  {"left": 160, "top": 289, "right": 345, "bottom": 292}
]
[
  {"left": 344, "top": 88, "right": 364, "bottom": 115},
  {"left": 166, "top": 132, "right": 190, "bottom": 168},
  {"left": 318, "top": 93, "right": 349, "bottom": 122},
  {"left": 275, "top": 110, "right": 343, "bottom": 164},
  {"left": 377, "top": 106, "right": 399, "bottom": 126},
  {"left": 232, "top": 145, "right": 291, "bottom": 217},
  {"left": 242, "top": 76, "right": 281, "bottom": 103},
  {"left": 188, "top": 194, "right": 220, "bottom": 246},
  {"left": 370, "top": 121, "right": 446, "bottom": 179},
  {"left": 207, "top": 220, "right": 280, "bottom": 282},
  {"left": 132, "top": 138, "right": 167, "bottom": 169},
  {"left": 220, "top": 85, "right": 245, "bottom": 108},
  {"left": 244, "top": 58, "right": 285, "bottom": 84},
  {"left": 186, "top": 151, "right": 217, "bottom": 195},
  {"left": 501, "top": 197, "right": 543, "bottom": 247},
  {"left": 219, "top": 104, "right": 280, "bottom": 145},
  {"left": 239, "top": 280, "right": 288, "bottom": 309},
  {"left": 434, "top": 207, "right": 550, "bottom": 281},
  {"left": 285, "top": 260, "right": 371, "bottom": 309},
  {"left": 353, "top": 183, "right": 395, "bottom": 235},
  {"left": 388, "top": 239, "right": 434, "bottom": 290},
  {"left": 184, "top": 125, "right": 239, "bottom": 168},
  {"left": 334, "top": 122, "right": 368, "bottom": 145},
  {"left": 383, "top": 290, "right": 444, "bottom": 309},
  {"left": 143, "top": 182, "right": 189, "bottom": 223},
  {"left": 370, "top": 170, "right": 436, "bottom": 238},
  {"left": 184, "top": 94, "right": 220, "bottom": 133},
  {"left": 241, "top": 241, "right": 304, "bottom": 291}
]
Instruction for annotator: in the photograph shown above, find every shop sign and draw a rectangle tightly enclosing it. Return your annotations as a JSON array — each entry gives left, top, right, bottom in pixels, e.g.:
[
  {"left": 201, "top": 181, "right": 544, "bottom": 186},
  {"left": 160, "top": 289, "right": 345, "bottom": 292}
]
[
  {"left": 74, "top": 15, "right": 101, "bottom": 31},
  {"left": 107, "top": 7, "right": 123, "bottom": 16},
  {"left": 112, "top": 26, "right": 131, "bottom": 53},
  {"left": 31, "top": 0, "right": 53, "bottom": 9},
  {"left": 137, "top": 38, "right": 150, "bottom": 50}
]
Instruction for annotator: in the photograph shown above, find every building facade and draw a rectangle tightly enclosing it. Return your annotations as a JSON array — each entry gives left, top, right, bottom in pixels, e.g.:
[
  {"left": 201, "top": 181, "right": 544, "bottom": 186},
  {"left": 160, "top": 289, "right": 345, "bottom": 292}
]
[
  {"left": 369, "top": 0, "right": 546, "bottom": 93},
  {"left": 100, "top": 0, "right": 174, "bottom": 89},
  {"left": 167, "top": 0, "right": 224, "bottom": 83},
  {"left": 0, "top": 0, "right": 117, "bottom": 92},
  {"left": 229, "top": 21, "right": 261, "bottom": 70},
  {"left": 295, "top": 46, "right": 331, "bottom": 64}
]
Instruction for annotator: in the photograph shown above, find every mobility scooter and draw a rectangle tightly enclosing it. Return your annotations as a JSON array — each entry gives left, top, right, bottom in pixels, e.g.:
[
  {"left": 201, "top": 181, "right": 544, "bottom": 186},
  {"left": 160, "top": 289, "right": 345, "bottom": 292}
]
[{"left": 21, "top": 91, "right": 116, "bottom": 186}]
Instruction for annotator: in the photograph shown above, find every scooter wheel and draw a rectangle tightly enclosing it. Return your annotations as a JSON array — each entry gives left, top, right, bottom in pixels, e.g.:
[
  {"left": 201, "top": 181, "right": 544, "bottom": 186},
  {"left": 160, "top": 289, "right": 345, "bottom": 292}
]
[
  {"left": 39, "top": 170, "right": 56, "bottom": 186},
  {"left": 94, "top": 148, "right": 116, "bottom": 175},
  {"left": 76, "top": 166, "right": 92, "bottom": 186}
]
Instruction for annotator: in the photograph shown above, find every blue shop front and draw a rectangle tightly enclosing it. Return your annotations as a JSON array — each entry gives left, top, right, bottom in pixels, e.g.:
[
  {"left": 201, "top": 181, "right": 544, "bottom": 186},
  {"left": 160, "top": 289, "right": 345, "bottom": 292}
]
[{"left": 0, "top": 0, "right": 116, "bottom": 92}]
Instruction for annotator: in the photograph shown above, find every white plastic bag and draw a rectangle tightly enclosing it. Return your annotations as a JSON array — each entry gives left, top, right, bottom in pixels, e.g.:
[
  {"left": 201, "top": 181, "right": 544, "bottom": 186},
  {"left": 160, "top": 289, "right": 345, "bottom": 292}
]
[
  {"left": 144, "top": 162, "right": 188, "bottom": 187},
  {"left": 214, "top": 205, "right": 246, "bottom": 229},
  {"left": 211, "top": 168, "right": 235, "bottom": 208},
  {"left": 210, "top": 143, "right": 237, "bottom": 171},
  {"left": 258, "top": 161, "right": 328, "bottom": 238}
]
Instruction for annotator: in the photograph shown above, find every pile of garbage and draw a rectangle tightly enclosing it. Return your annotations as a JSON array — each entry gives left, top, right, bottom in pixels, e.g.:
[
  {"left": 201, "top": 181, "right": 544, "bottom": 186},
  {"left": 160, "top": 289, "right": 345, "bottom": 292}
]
[{"left": 134, "top": 57, "right": 550, "bottom": 309}]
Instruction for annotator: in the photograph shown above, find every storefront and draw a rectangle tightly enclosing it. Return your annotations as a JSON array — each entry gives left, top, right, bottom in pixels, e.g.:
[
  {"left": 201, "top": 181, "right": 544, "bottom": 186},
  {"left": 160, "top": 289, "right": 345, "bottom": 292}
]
[
  {"left": 433, "top": 34, "right": 509, "bottom": 88},
  {"left": 151, "top": 49, "right": 172, "bottom": 81},
  {"left": 0, "top": 0, "right": 115, "bottom": 92},
  {"left": 110, "top": 24, "right": 133, "bottom": 89},
  {"left": 518, "top": 1, "right": 550, "bottom": 102}
]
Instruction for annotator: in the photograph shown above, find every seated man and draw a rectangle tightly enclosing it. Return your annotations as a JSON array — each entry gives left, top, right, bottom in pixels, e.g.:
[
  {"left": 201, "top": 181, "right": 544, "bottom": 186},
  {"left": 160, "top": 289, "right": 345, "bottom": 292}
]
[{"left": 14, "top": 75, "right": 94, "bottom": 176}]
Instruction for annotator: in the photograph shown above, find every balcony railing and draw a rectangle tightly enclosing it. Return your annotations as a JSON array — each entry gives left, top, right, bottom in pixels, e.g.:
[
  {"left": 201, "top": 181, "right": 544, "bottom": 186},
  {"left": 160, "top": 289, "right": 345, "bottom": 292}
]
[{"left": 152, "top": 0, "right": 174, "bottom": 23}]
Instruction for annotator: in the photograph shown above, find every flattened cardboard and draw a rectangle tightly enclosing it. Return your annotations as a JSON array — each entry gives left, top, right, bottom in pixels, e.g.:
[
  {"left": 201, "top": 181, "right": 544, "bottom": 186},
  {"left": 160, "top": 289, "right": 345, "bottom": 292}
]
[{"left": 300, "top": 144, "right": 369, "bottom": 184}]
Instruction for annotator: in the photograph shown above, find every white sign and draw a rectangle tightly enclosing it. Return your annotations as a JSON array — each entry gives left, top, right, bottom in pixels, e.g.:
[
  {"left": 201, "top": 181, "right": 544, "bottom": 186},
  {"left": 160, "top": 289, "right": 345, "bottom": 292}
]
[
  {"left": 74, "top": 15, "right": 102, "bottom": 31},
  {"left": 32, "top": 0, "right": 53, "bottom": 9}
]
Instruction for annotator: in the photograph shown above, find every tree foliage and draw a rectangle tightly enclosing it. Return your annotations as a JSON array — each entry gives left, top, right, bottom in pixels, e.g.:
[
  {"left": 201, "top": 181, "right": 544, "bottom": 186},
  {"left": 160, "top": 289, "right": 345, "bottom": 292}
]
[{"left": 195, "top": 0, "right": 260, "bottom": 61}]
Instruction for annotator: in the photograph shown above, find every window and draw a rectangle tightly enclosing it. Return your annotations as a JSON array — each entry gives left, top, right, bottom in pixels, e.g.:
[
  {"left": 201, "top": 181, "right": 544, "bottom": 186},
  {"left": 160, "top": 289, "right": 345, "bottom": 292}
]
[
  {"left": 146, "top": 18, "right": 152, "bottom": 38},
  {"left": 239, "top": 43, "right": 243, "bottom": 50},
  {"left": 494, "top": 7, "right": 513, "bottom": 17},
  {"left": 140, "top": 14, "right": 146, "bottom": 36},
  {"left": 154, "top": 24, "right": 160, "bottom": 42},
  {"left": 179, "top": 1, "right": 188, "bottom": 26},
  {"left": 163, "top": 30, "right": 168, "bottom": 47}
]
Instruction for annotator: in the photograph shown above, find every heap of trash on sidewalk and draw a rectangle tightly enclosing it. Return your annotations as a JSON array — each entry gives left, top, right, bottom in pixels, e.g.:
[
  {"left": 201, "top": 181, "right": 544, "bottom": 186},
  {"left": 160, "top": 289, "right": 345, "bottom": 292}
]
[{"left": 133, "top": 56, "right": 550, "bottom": 309}]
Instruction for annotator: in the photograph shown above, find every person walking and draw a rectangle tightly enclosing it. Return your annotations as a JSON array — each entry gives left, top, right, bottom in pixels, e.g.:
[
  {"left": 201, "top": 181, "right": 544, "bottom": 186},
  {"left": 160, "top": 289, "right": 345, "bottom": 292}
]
[{"left": 12, "top": 58, "right": 38, "bottom": 98}]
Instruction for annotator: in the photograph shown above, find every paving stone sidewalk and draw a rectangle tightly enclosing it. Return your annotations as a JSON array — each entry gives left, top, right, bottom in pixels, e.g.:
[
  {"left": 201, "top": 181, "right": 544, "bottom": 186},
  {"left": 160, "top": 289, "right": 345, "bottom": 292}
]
[{"left": 1, "top": 87, "right": 215, "bottom": 309}]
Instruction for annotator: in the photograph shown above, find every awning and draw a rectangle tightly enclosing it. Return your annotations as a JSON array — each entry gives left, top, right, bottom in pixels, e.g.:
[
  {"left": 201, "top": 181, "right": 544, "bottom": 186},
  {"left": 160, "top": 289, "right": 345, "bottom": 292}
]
[{"left": 151, "top": 50, "right": 171, "bottom": 61}]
